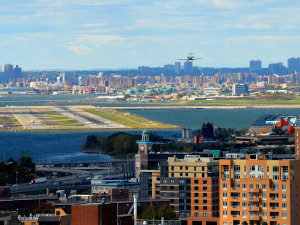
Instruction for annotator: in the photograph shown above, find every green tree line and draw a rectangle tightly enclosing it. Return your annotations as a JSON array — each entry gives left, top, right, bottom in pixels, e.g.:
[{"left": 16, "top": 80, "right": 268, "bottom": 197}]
[{"left": 0, "top": 156, "right": 35, "bottom": 185}]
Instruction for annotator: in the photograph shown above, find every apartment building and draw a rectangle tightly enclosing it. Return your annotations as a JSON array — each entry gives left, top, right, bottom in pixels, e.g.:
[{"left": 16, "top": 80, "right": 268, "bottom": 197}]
[
  {"left": 159, "top": 156, "right": 219, "bottom": 219},
  {"left": 219, "top": 153, "right": 300, "bottom": 225}
]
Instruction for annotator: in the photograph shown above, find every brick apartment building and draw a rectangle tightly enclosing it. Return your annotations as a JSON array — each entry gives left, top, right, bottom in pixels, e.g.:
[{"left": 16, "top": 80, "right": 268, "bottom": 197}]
[{"left": 219, "top": 153, "right": 300, "bottom": 225}]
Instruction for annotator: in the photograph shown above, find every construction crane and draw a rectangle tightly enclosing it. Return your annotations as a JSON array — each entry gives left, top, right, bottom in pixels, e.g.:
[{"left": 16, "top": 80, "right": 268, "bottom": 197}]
[{"left": 253, "top": 118, "right": 295, "bottom": 136}]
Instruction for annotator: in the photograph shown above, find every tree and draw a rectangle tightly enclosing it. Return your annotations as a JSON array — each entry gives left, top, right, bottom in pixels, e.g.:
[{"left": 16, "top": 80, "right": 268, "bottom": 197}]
[
  {"left": 141, "top": 205, "right": 158, "bottom": 219},
  {"left": 157, "top": 205, "right": 178, "bottom": 220},
  {"left": 141, "top": 205, "right": 178, "bottom": 220},
  {"left": 111, "top": 133, "right": 137, "bottom": 154},
  {"left": 124, "top": 94, "right": 131, "bottom": 99}
]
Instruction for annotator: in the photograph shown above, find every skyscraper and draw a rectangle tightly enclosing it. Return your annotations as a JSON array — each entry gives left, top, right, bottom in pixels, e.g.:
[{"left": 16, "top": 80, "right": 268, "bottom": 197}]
[
  {"left": 4, "top": 64, "right": 13, "bottom": 81},
  {"left": 288, "top": 57, "right": 300, "bottom": 72},
  {"left": 175, "top": 62, "right": 181, "bottom": 74},
  {"left": 249, "top": 60, "right": 262, "bottom": 72},
  {"left": 184, "top": 61, "right": 192, "bottom": 74}
]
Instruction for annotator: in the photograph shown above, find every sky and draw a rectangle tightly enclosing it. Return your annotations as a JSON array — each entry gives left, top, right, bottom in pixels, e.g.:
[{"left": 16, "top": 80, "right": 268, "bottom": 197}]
[{"left": 0, "top": 0, "right": 300, "bottom": 70}]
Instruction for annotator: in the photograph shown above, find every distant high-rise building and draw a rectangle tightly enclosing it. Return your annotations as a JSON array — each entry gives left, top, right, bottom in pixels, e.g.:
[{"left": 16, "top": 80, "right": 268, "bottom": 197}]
[
  {"left": 249, "top": 59, "right": 262, "bottom": 72},
  {"left": 269, "top": 62, "right": 284, "bottom": 74},
  {"left": 4, "top": 64, "right": 14, "bottom": 81},
  {"left": 13, "top": 65, "right": 22, "bottom": 78},
  {"left": 0, "top": 65, "right": 2, "bottom": 72},
  {"left": 184, "top": 61, "right": 192, "bottom": 74},
  {"left": 175, "top": 62, "right": 181, "bottom": 74},
  {"left": 163, "top": 64, "right": 175, "bottom": 71},
  {"left": 288, "top": 57, "right": 300, "bottom": 72}
]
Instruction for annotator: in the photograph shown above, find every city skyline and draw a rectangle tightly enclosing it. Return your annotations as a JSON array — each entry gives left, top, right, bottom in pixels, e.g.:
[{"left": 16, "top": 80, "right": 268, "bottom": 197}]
[{"left": 0, "top": 0, "right": 300, "bottom": 70}]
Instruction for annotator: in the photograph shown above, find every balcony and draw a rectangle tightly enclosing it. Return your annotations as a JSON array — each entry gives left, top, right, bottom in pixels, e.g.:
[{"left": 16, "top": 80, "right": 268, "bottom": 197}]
[
  {"left": 248, "top": 188, "right": 261, "bottom": 193},
  {"left": 249, "top": 215, "right": 261, "bottom": 220},
  {"left": 232, "top": 196, "right": 239, "bottom": 199},
  {"left": 249, "top": 206, "right": 261, "bottom": 211}
]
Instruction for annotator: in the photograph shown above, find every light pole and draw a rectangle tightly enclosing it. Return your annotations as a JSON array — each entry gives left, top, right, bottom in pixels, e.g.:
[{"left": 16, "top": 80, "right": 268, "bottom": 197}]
[{"left": 15, "top": 171, "right": 18, "bottom": 192}]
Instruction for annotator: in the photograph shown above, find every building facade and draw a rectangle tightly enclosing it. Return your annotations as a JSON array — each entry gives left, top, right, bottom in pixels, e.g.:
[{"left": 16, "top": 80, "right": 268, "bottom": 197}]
[{"left": 219, "top": 154, "right": 300, "bottom": 225}]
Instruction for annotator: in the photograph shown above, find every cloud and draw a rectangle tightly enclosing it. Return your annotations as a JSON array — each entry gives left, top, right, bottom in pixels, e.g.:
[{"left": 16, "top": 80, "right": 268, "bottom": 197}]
[
  {"left": 78, "top": 34, "right": 124, "bottom": 43},
  {"left": 83, "top": 23, "right": 106, "bottom": 27},
  {"left": 195, "top": 0, "right": 239, "bottom": 9},
  {"left": 233, "top": 22, "right": 272, "bottom": 30},
  {"left": 66, "top": 46, "right": 93, "bottom": 55}
]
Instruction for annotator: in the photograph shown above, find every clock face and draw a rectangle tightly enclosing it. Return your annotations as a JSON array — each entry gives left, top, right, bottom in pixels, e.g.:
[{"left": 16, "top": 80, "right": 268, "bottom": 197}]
[
  {"left": 140, "top": 145, "right": 145, "bottom": 152},
  {"left": 147, "top": 145, "right": 152, "bottom": 151}
]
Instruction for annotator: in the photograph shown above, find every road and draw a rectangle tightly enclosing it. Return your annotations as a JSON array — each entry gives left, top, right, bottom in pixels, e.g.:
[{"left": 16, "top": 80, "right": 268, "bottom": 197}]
[{"left": 10, "top": 168, "right": 123, "bottom": 194}]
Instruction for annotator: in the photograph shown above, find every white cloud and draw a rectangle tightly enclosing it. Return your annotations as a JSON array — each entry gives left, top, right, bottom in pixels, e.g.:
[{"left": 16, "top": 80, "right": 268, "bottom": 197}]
[
  {"left": 78, "top": 34, "right": 124, "bottom": 43},
  {"left": 66, "top": 46, "right": 93, "bottom": 55},
  {"left": 195, "top": 0, "right": 239, "bottom": 9},
  {"left": 234, "top": 22, "right": 272, "bottom": 30},
  {"left": 83, "top": 23, "right": 106, "bottom": 27}
]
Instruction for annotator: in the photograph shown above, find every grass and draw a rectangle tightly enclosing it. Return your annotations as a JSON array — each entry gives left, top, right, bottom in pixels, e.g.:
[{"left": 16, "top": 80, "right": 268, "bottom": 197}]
[
  {"left": 57, "top": 120, "right": 78, "bottom": 125},
  {"left": 3, "top": 119, "right": 18, "bottom": 123},
  {"left": 85, "top": 108, "right": 178, "bottom": 129}
]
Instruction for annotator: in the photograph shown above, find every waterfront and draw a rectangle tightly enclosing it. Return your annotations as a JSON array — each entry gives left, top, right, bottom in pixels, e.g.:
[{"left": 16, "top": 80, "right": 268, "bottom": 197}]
[
  {"left": 2, "top": 95, "right": 300, "bottom": 162},
  {"left": 0, "top": 130, "right": 181, "bottom": 162}
]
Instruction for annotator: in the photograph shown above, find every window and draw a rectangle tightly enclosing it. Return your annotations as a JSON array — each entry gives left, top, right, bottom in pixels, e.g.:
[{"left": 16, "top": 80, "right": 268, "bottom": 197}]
[
  {"left": 170, "top": 179, "right": 175, "bottom": 184},
  {"left": 263, "top": 211, "right": 267, "bottom": 219},
  {"left": 223, "top": 192, "right": 227, "bottom": 199},
  {"left": 223, "top": 211, "right": 227, "bottom": 217},
  {"left": 263, "top": 202, "right": 267, "bottom": 209},
  {"left": 203, "top": 200, "right": 207, "bottom": 204},
  {"left": 242, "top": 183, "right": 246, "bottom": 190},
  {"left": 203, "top": 180, "right": 207, "bottom": 184},
  {"left": 31, "top": 223, "right": 36, "bottom": 225},
  {"left": 282, "top": 184, "right": 287, "bottom": 191},
  {"left": 262, "top": 193, "right": 267, "bottom": 200},
  {"left": 203, "top": 206, "right": 207, "bottom": 210},
  {"left": 242, "top": 193, "right": 247, "bottom": 199},
  {"left": 171, "top": 166, "right": 174, "bottom": 171},
  {"left": 203, "top": 213, "right": 207, "bottom": 217},
  {"left": 180, "top": 166, "right": 183, "bottom": 170},
  {"left": 234, "top": 165, "right": 240, "bottom": 172},
  {"left": 283, "top": 212, "right": 287, "bottom": 219},
  {"left": 203, "top": 193, "right": 207, "bottom": 197},
  {"left": 243, "top": 211, "right": 247, "bottom": 218},
  {"left": 195, "top": 193, "right": 199, "bottom": 197},
  {"left": 194, "top": 179, "right": 199, "bottom": 184},
  {"left": 170, "top": 192, "right": 174, "bottom": 197},
  {"left": 242, "top": 202, "right": 247, "bottom": 209},
  {"left": 282, "top": 203, "right": 287, "bottom": 209},
  {"left": 186, "top": 173, "right": 188, "bottom": 176},
  {"left": 256, "top": 184, "right": 260, "bottom": 189},
  {"left": 203, "top": 186, "right": 207, "bottom": 191},
  {"left": 186, "top": 166, "right": 188, "bottom": 170},
  {"left": 249, "top": 184, "right": 253, "bottom": 190},
  {"left": 194, "top": 213, "right": 198, "bottom": 217},
  {"left": 195, "top": 206, "right": 199, "bottom": 210},
  {"left": 262, "top": 184, "right": 267, "bottom": 190},
  {"left": 56, "top": 211, "right": 60, "bottom": 216},
  {"left": 223, "top": 223, "right": 227, "bottom": 225},
  {"left": 223, "top": 201, "right": 227, "bottom": 208},
  {"left": 195, "top": 200, "right": 198, "bottom": 203},
  {"left": 170, "top": 186, "right": 174, "bottom": 190},
  {"left": 282, "top": 193, "right": 287, "bottom": 200},
  {"left": 162, "top": 179, "right": 167, "bottom": 184},
  {"left": 223, "top": 183, "right": 227, "bottom": 190},
  {"left": 234, "top": 174, "right": 240, "bottom": 180},
  {"left": 195, "top": 186, "right": 198, "bottom": 190},
  {"left": 194, "top": 166, "right": 196, "bottom": 171}
]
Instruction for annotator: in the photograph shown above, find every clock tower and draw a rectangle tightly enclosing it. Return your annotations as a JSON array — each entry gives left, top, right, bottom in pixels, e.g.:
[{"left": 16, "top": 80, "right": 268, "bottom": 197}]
[{"left": 138, "top": 129, "right": 153, "bottom": 153}]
